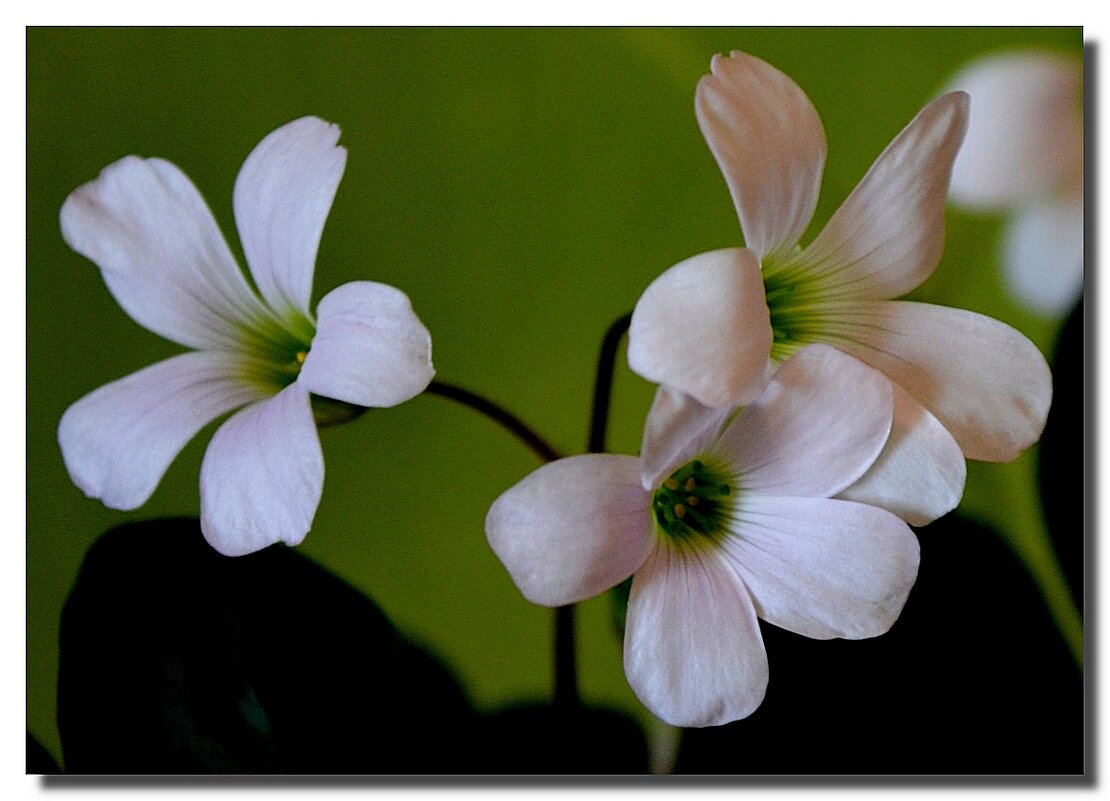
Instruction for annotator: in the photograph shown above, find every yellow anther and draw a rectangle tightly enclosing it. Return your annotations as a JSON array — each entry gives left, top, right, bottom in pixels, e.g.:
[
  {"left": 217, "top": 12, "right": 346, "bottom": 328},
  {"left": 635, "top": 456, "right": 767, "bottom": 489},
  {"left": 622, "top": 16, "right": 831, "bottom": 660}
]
[
  {"left": 674, "top": 504, "right": 686, "bottom": 519},
  {"left": 664, "top": 478, "right": 679, "bottom": 491},
  {"left": 684, "top": 477, "right": 696, "bottom": 492},
  {"left": 687, "top": 496, "right": 700, "bottom": 506},
  {"left": 295, "top": 351, "right": 308, "bottom": 365}
]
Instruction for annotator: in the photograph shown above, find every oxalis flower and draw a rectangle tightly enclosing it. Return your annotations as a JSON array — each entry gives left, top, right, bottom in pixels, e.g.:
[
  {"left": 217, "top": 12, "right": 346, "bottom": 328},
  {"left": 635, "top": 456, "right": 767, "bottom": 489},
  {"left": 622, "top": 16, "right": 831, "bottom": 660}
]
[
  {"left": 58, "top": 117, "right": 434, "bottom": 556},
  {"left": 943, "top": 49, "right": 1083, "bottom": 317},
  {"left": 628, "top": 51, "right": 1052, "bottom": 525},
  {"left": 486, "top": 344, "right": 920, "bottom": 727}
]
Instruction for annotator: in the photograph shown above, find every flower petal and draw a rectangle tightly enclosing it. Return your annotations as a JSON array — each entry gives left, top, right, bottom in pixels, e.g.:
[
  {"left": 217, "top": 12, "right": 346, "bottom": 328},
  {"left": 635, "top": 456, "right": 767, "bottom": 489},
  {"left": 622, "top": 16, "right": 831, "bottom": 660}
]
[
  {"left": 485, "top": 455, "right": 654, "bottom": 607},
  {"left": 695, "top": 50, "right": 827, "bottom": 262},
  {"left": 711, "top": 344, "right": 892, "bottom": 498},
  {"left": 298, "top": 281, "right": 434, "bottom": 408},
  {"left": 721, "top": 496, "right": 920, "bottom": 639},
  {"left": 773, "top": 92, "right": 969, "bottom": 299},
  {"left": 639, "top": 386, "right": 733, "bottom": 491},
  {"left": 628, "top": 248, "right": 772, "bottom": 409},
  {"left": 58, "top": 352, "right": 264, "bottom": 511},
  {"left": 60, "top": 156, "right": 276, "bottom": 351},
  {"left": 200, "top": 382, "right": 324, "bottom": 557},
  {"left": 838, "top": 382, "right": 966, "bottom": 527},
  {"left": 624, "top": 544, "right": 768, "bottom": 727},
  {"left": 815, "top": 300, "right": 1053, "bottom": 462},
  {"left": 233, "top": 116, "right": 347, "bottom": 318},
  {"left": 945, "top": 50, "right": 1083, "bottom": 209},
  {"left": 1001, "top": 191, "right": 1085, "bottom": 317}
]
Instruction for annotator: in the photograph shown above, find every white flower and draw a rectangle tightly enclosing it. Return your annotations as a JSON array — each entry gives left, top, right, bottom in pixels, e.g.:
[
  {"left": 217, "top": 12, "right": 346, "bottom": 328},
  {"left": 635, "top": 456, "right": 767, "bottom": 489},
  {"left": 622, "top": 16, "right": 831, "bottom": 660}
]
[
  {"left": 58, "top": 117, "right": 435, "bottom": 556},
  {"left": 486, "top": 344, "right": 920, "bottom": 727},
  {"left": 627, "top": 51, "right": 1052, "bottom": 525},
  {"left": 943, "top": 49, "right": 1083, "bottom": 317}
]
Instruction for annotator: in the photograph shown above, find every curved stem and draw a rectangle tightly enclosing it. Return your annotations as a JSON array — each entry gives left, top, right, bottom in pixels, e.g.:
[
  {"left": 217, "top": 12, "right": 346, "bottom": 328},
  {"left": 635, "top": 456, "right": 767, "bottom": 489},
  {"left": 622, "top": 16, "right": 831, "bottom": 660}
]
[
  {"left": 554, "top": 312, "right": 633, "bottom": 711},
  {"left": 425, "top": 381, "right": 562, "bottom": 463}
]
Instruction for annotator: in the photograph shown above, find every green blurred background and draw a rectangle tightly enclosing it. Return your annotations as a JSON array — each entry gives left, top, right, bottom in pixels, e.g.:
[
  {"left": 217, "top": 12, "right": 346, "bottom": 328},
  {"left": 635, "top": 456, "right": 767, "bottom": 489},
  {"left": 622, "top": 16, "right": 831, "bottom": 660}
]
[{"left": 27, "top": 27, "right": 1082, "bottom": 766}]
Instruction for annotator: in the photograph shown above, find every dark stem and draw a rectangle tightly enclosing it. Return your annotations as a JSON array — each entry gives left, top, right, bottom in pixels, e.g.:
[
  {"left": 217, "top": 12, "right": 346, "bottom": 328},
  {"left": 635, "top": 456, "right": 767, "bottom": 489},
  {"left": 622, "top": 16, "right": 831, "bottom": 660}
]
[
  {"left": 425, "top": 381, "right": 562, "bottom": 463},
  {"left": 553, "top": 312, "right": 633, "bottom": 711}
]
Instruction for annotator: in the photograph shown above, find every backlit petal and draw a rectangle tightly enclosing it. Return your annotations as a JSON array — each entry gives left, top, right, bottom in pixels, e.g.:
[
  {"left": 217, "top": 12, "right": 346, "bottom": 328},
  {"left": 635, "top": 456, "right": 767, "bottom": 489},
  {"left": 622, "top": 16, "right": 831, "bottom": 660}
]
[
  {"left": 773, "top": 92, "right": 969, "bottom": 299},
  {"left": 1001, "top": 191, "right": 1085, "bottom": 317},
  {"left": 624, "top": 544, "right": 768, "bottom": 727},
  {"left": 695, "top": 50, "right": 826, "bottom": 261},
  {"left": 299, "top": 281, "right": 434, "bottom": 407},
  {"left": 234, "top": 116, "right": 347, "bottom": 318},
  {"left": 200, "top": 382, "right": 324, "bottom": 556},
  {"left": 945, "top": 50, "right": 1083, "bottom": 209},
  {"left": 721, "top": 496, "right": 920, "bottom": 639},
  {"left": 639, "top": 386, "right": 733, "bottom": 491},
  {"left": 816, "top": 300, "right": 1053, "bottom": 462},
  {"left": 58, "top": 351, "right": 264, "bottom": 511},
  {"left": 839, "top": 383, "right": 966, "bottom": 527},
  {"left": 628, "top": 248, "right": 772, "bottom": 409},
  {"left": 711, "top": 344, "right": 892, "bottom": 498},
  {"left": 60, "top": 156, "right": 276, "bottom": 351},
  {"left": 485, "top": 455, "right": 655, "bottom": 607}
]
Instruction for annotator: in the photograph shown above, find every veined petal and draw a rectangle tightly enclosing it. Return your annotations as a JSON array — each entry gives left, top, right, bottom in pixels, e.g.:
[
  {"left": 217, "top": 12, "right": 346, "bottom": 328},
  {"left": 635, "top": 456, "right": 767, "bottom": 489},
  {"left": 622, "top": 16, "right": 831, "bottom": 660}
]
[
  {"left": 200, "top": 382, "right": 324, "bottom": 557},
  {"left": 711, "top": 344, "right": 892, "bottom": 498},
  {"left": 60, "top": 156, "right": 278, "bottom": 351},
  {"left": 58, "top": 351, "right": 265, "bottom": 511},
  {"left": 722, "top": 496, "right": 920, "bottom": 640},
  {"left": 814, "top": 300, "right": 1053, "bottom": 462},
  {"left": 695, "top": 50, "right": 827, "bottom": 262},
  {"left": 234, "top": 116, "right": 347, "bottom": 318},
  {"left": 838, "top": 382, "right": 966, "bottom": 527},
  {"left": 945, "top": 50, "right": 1083, "bottom": 209},
  {"left": 628, "top": 248, "right": 772, "bottom": 409},
  {"left": 624, "top": 543, "right": 768, "bottom": 727},
  {"left": 639, "top": 386, "right": 733, "bottom": 491},
  {"left": 298, "top": 281, "right": 434, "bottom": 408},
  {"left": 485, "top": 455, "right": 654, "bottom": 607},
  {"left": 772, "top": 92, "right": 969, "bottom": 299},
  {"left": 1001, "top": 191, "right": 1085, "bottom": 317}
]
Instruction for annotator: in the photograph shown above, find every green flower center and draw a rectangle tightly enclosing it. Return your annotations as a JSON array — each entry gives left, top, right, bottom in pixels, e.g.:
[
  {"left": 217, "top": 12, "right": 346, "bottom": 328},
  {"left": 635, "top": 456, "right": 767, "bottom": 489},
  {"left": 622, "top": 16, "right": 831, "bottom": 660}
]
[{"left": 651, "top": 458, "right": 735, "bottom": 544}]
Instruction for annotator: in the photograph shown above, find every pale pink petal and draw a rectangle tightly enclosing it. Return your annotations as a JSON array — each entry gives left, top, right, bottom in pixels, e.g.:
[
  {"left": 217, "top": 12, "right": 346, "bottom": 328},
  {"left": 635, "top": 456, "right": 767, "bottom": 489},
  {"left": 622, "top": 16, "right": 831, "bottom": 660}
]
[
  {"left": 838, "top": 382, "right": 966, "bottom": 527},
  {"left": 816, "top": 300, "right": 1053, "bottom": 462},
  {"left": 628, "top": 248, "right": 772, "bottom": 409},
  {"left": 233, "top": 117, "right": 347, "bottom": 318},
  {"left": 624, "top": 544, "right": 768, "bottom": 727},
  {"left": 298, "top": 281, "right": 434, "bottom": 407},
  {"left": 711, "top": 344, "right": 892, "bottom": 498},
  {"left": 639, "top": 386, "right": 733, "bottom": 491},
  {"left": 721, "top": 496, "right": 920, "bottom": 639},
  {"left": 1001, "top": 190, "right": 1084, "bottom": 317},
  {"left": 58, "top": 352, "right": 264, "bottom": 511},
  {"left": 200, "top": 382, "right": 324, "bottom": 557},
  {"left": 772, "top": 93, "right": 969, "bottom": 300},
  {"left": 60, "top": 156, "right": 278, "bottom": 351},
  {"left": 945, "top": 50, "right": 1083, "bottom": 209},
  {"left": 485, "top": 455, "right": 654, "bottom": 607},
  {"left": 695, "top": 50, "right": 827, "bottom": 262}
]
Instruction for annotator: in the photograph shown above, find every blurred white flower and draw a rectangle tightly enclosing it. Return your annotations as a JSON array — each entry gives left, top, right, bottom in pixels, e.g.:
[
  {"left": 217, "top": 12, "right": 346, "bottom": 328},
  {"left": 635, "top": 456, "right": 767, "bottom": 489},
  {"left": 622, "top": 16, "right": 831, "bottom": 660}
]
[
  {"left": 58, "top": 117, "right": 434, "bottom": 556},
  {"left": 486, "top": 344, "right": 920, "bottom": 727},
  {"left": 944, "top": 49, "right": 1084, "bottom": 316},
  {"left": 627, "top": 51, "right": 1051, "bottom": 528}
]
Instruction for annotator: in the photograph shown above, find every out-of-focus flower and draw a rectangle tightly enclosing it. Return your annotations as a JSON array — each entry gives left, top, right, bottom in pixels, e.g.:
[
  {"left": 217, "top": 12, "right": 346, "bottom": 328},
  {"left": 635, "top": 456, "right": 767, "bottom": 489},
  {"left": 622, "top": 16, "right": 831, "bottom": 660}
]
[
  {"left": 627, "top": 51, "right": 1052, "bottom": 527},
  {"left": 486, "top": 344, "right": 920, "bottom": 727},
  {"left": 58, "top": 117, "right": 434, "bottom": 556},
  {"left": 943, "top": 49, "right": 1083, "bottom": 316}
]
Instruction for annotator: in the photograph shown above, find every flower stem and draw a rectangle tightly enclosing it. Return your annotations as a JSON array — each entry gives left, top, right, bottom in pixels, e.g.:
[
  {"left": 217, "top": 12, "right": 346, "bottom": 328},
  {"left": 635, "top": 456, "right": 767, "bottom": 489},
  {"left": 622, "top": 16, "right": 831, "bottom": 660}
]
[
  {"left": 425, "top": 381, "right": 562, "bottom": 463},
  {"left": 554, "top": 312, "right": 634, "bottom": 711}
]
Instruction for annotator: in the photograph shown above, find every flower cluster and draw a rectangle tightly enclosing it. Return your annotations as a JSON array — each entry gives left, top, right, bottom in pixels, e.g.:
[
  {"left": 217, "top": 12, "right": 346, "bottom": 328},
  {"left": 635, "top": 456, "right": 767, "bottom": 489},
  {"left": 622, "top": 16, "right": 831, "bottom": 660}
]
[{"left": 485, "top": 51, "right": 1053, "bottom": 727}]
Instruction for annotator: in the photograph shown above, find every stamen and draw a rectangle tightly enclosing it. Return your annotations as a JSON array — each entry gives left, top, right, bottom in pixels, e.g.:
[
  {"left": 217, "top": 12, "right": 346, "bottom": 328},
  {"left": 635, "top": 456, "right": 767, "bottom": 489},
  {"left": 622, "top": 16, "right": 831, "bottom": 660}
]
[
  {"left": 295, "top": 350, "right": 308, "bottom": 365},
  {"left": 684, "top": 477, "right": 696, "bottom": 492},
  {"left": 674, "top": 504, "right": 686, "bottom": 519},
  {"left": 664, "top": 478, "right": 679, "bottom": 490},
  {"left": 687, "top": 496, "right": 699, "bottom": 506}
]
